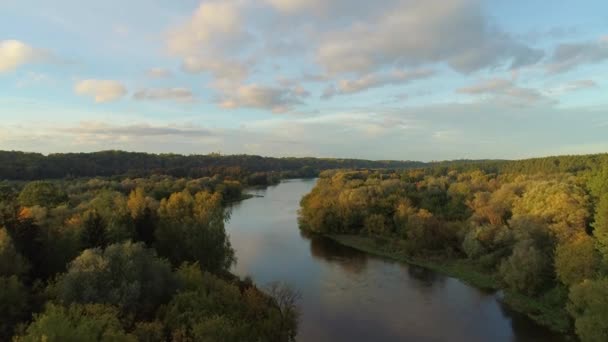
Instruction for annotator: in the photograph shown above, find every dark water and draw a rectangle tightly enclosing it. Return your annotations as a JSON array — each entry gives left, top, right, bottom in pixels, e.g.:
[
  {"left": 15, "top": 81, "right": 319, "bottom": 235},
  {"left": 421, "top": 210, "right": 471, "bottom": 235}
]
[{"left": 226, "top": 179, "right": 563, "bottom": 342}]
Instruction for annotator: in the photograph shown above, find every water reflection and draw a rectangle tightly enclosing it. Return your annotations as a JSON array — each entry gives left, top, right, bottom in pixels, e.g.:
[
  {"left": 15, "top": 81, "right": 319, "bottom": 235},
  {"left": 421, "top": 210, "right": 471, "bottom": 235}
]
[{"left": 225, "top": 179, "right": 564, "bottom": 342}]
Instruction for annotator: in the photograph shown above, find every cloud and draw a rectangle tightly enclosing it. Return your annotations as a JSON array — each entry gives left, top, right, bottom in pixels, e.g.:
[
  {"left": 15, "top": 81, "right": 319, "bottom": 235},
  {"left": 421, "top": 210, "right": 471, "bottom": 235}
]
[
  {"left": 74, "top": 79, "right": 127, "bottom": 103},
  {"left": 181, "top": 55, "right": 249, "bottom": 83},
  {"left": 315, "top": 0, "right": 543, "bottom": 74},
  {"left": 133, "top": 88, "right": 194, "bottom": 102},
  {"left": 457, "top": 78, "right": 548, "bottom": 105},
  {"left": 322, "top": 68, "right": 434, "bottom": 98},
  {"left": 59, "top": 121, "right": 211, "bottom": 138},
  {"left": 547, "top": 80, "right": 598, "bottom": 95},
  {"left": 146, "top": 68, "right": 173, "bottom": 78},
  {"left": 546, "top": 37, "right": 608, "bottom": 73},
  {"left": 218, "top": 84, "right": 306, "bottom": 113},
  {"left": 0, "top": 40, "right": 52, "bottom": 73},
  {"left": 167, "top": 1, "right": 248, "bottom": 56}
]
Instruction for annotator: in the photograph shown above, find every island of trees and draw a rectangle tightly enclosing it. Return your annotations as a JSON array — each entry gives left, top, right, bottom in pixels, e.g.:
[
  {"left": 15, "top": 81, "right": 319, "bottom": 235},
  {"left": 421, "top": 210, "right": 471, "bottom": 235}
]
[{"left": 299, "top": 153, "right": 608, "bottom": 342}]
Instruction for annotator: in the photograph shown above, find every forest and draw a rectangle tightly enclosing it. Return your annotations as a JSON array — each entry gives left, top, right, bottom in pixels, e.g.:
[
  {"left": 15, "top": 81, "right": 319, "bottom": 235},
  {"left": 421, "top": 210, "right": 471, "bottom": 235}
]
[
  {"left": 299, "top": 153, "right": 608, "bottom": 342},
  {"left": 0, "top": 150, "right": 427, "bottom": 181},
  {"left": 0, "top": 174, "right": 299, "bottom": 341}
]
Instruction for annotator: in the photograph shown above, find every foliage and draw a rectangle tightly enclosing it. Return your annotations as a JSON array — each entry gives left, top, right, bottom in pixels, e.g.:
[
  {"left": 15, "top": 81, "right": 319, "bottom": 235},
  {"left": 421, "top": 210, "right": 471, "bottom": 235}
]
[
  {"left": 0, "top": 276, "right": 29, "bottom": 339},
  {"left": 15, "top": 303, "right": 136, "bottom": 342},
  {"left": 18, "top": 181, "right": 67, "bottom": 207},
  {"left": 55, "top": 241, "right": 174, "bottom": 317},
  {"left": 568, "top": 278, "right": 608, "bottom": 342}
]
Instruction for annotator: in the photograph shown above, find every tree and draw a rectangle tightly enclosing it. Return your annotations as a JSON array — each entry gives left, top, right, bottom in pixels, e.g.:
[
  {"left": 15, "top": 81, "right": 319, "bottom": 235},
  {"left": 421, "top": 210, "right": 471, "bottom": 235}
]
[
  {"left": 555, "top": 234, "right": 600, "bottom": 286},
  {"left": 0, "top": 227, "right": 29, "bottom": 277},
  {"left": 568, "top": 278, "right": 608, "bottom": 342},
  {"left": 265, "top": 282, "right": 300, "bottom": 342},
  {"left": 18, "top": 181, "right": 68, "bottom": 207},
  {"left": 594, "top": 195, "right": 608, "bottom": 260},
  {"left": 88, "top": 191, "right": 134, "bottom": 243},
  {"left": 512, "top": 180, "right": 590, "bottom": 241},
  {"left": 0, "top": 276, "right": 29, "bottom": 340},
  {"left": 15, "top": 303, "right": 135, "bottom": 342},
  {"left": 156, "top": 191, "right": 234, "bottom": 273},
  {"left": 80, "top": 209, "right": 107, "bottom": 249},
  {"left": 55, "top": 241, "right": 174, "bottom": 317},
  {"left": 499, "top": 239, "right": 552, "bottom": 295},
  {"left": 127, "top": 188, "right": 157, "bottom": 245}
]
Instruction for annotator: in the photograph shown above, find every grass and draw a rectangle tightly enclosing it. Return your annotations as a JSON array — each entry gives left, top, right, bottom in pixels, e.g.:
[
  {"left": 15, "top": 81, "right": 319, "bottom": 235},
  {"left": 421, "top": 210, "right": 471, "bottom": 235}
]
[{"left": 325, "top": 234, "right": 572, "bottom": 335}]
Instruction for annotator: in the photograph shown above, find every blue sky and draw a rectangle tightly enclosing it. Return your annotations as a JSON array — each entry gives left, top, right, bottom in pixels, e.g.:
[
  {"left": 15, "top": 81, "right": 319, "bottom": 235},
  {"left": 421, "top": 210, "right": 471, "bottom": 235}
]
[{"left": 0, "top": 0, "right": 607, "bottom": 161}]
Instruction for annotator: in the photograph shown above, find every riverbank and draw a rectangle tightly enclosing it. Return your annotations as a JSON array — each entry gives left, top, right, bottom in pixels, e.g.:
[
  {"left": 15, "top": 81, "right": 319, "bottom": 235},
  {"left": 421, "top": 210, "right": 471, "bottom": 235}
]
[{"left": 326, "top": 234, "right": 572, "bottom": 336}]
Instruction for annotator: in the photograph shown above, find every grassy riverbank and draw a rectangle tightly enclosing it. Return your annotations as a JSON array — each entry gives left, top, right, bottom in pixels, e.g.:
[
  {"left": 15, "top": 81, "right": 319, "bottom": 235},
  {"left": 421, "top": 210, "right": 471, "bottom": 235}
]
[{"left": 326, "top": 234, "right": 572, "bottom": 335}]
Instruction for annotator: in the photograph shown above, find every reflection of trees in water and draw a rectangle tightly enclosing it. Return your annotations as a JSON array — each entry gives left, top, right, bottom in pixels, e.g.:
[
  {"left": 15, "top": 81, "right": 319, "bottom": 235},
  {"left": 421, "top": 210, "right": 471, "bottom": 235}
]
[
  {"left": 402, "top": 264, "right": 446, "bottom": 295},
  {"left": 300, "top": 231, "right": 369, "bottom": 274},
  {"left": 496, "top": 298, "right": 567, "bottom": 342}
]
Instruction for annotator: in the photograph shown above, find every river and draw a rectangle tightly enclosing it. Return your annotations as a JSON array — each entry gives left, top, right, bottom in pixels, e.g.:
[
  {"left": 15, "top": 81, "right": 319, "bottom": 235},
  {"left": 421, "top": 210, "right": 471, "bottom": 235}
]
[{"left": 226, "top": 178, "right": 562, "bottom": 342}]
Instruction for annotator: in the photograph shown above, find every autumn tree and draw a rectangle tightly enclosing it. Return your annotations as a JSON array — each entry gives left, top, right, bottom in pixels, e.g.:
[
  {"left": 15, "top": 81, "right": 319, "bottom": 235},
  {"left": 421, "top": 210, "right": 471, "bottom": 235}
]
[
  {"left": 156, "top": 191, "right": 234, "bottom": 272},
  {"left": 555, "top": 234, "right": 600, "bottom": 286}
]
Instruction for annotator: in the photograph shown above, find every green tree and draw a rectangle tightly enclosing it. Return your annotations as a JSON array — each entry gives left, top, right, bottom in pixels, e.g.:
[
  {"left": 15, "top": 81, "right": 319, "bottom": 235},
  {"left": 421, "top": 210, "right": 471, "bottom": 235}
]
[
  {"left": 0, "top": 275, "right": 29, "bottom": 339},
  {"left": 18, "top": 181, "right": 68, "bottom": 207},
  {"left": 555, "top": 234, "right": 600, "bottom": 286},
  {"left": 0, "top": 227, "right": 29, "bottom": 277},
  {"left": 568, "top": 278, "right": 608, "bottom": 342},
  {"left": 594, "top": 195, "right": 608, "bottom": 260},
  {"left": 80, "top": 209, "right": 107, "bottom": 249},
  {"left": 16, "top": 303, "right": 135, "bottom": 342},
  {"left": 499, "top": 239, "right": 552, "bottom": 295},
  {"left": 55, "top": 241, "right": 174, "bottom": 317}
]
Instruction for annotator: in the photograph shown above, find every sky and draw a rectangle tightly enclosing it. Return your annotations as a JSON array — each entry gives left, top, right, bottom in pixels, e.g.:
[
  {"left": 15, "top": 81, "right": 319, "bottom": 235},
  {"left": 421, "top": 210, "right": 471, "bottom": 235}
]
[{"left": 0, "top": 0, "right": 607, "bottom": 161}]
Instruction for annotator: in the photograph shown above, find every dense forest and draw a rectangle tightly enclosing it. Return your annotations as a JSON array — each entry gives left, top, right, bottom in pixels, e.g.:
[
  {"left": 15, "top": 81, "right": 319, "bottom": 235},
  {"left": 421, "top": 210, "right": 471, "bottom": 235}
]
[
  {"left": 299, "top": 153, "right": 608, "bottom": 342},
  {"left": 0, "top": 175, "right": 299, "bottom": 341},
  {"left": 0, "top": 150, "right": 427, "bottom": 181}
]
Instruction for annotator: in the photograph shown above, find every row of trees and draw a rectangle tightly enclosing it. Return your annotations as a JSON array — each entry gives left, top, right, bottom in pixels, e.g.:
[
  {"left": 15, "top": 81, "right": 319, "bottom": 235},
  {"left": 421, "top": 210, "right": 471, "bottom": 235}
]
[
  {"left": 299, "top": 163, "right": 608, "bottom": 341},
  {"left": 0, "top": 150, "right": 425, "bottom": 180},
  {"left": 0, "top": 178, "right": 299, "bottom": 341}
]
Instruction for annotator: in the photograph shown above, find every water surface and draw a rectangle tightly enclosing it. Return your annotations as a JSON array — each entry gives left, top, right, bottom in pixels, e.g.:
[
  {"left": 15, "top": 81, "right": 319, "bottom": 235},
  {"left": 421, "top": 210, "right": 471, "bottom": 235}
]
[{"left": 226, "top": 179, "right": 562, "bottom": 342}]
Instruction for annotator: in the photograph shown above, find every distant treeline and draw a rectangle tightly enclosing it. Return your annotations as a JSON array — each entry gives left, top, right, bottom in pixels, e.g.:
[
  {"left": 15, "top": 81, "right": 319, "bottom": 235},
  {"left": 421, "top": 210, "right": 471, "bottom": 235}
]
[
  {"left": 3, "top": 150, "right": 608, "bottom": 182},
  {"left": 0, "top": 150, "right": 426, "bottom": 181}
]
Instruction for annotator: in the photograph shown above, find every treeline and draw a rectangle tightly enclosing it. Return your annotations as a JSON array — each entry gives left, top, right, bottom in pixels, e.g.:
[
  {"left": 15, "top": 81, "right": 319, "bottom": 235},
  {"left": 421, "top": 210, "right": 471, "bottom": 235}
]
[
  {"left": 299, "top": 162, "right": 608, "bottom": 341},
  {"left": 0, "top": 177, "right": 299, "bottom": 341},
  {"left": 0, "top": 150, "right": 426, "bottom": 181}
]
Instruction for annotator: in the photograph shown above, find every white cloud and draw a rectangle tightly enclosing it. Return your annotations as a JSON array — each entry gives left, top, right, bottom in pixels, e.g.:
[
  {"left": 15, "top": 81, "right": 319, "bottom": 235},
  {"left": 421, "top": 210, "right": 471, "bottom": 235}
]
[
  {"left": 457, "top": 78, "right": 548, "bottom": 105},
  {"left": 74, "top": 79, "right": 127, "bottom": 103},
  {"left": 322, "top": 69, "right": 434, "bottom": 98},
  {"left": 315, "top": 0, "right": 542, "bottom": 74},
  {"left": 181, "top": 55, "right": 249, "bottom": 83},
  {"left": 547, "top": 80, "right": 598, "bottom": 95},
  {"left": 167, "top": 1, "right": 248, "bottom": 56},
  {"left": 218, "top": 84, "right": 306, "bottom": 113},
  {"left": 546, "top": 36, "right": 608, "bottom": 73},
  {"left": 133, "top": 87, "right": 194, "bottom": 102},
  {"left": 0, "top": 40, "right": 51, "bottom": 73},
  {"left": 60, "top": 121, "right": 210, "bottom": 139}
]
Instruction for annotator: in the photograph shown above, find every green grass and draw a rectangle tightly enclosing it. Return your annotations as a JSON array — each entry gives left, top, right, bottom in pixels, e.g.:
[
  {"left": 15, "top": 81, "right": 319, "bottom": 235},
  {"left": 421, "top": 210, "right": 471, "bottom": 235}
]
[{"left": 326, "top": 234, "right": 571, "bottom": 335}]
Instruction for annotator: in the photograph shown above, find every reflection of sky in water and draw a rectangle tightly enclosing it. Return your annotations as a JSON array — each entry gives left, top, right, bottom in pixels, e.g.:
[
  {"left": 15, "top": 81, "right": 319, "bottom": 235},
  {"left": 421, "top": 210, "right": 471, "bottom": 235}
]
[{"left": 225, "top": 179, "right": 561, "bottom": 342}]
